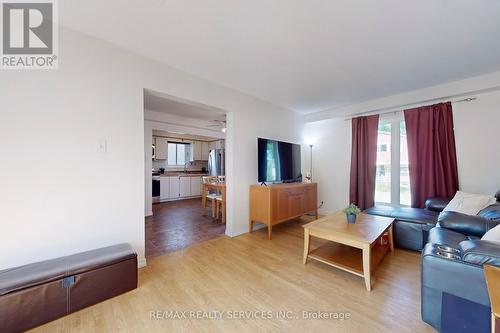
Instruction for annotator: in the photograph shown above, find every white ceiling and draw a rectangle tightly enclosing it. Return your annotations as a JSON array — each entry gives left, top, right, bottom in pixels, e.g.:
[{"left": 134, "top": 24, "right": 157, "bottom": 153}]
[
  {"left": 144, "top": 89, "right": 226, "bottom": 122},
  {"left": 61, "top": 1, "right": 500, "bottom": 114}
]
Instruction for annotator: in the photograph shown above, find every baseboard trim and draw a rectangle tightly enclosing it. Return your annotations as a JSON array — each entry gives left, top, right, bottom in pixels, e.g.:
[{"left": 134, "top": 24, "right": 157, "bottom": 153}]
[
  {"left": 158, "top": 195, "right": 202, "bottom": 203},
  {"left": 138, "top": 257, "right": 147, "bottom": 268},
  {"left": 318, "top": 209, "right": 334, "bottom": 216}
]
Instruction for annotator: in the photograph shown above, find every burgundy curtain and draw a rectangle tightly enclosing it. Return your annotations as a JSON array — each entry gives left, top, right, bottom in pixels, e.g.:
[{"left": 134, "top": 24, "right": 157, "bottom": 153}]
[
  {"left": 349, "top": 115, "right": 379, "bottom": 210},
  {"left": 404, "top": 102, "right": 459, "bottom": 208}
]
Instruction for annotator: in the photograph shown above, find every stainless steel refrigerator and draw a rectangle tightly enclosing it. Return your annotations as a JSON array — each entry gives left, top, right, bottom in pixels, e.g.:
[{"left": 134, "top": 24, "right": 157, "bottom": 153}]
[{"left": 208, "top": 149, "right": 225, "bottom": 176}]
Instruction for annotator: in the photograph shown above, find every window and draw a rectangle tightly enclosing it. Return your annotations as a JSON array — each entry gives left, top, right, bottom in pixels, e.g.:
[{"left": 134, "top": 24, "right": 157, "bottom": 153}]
[
  {"left": 375, "top": 116, "right": 412, "bottom": 206},
  {"left": 399, "top": 121, "right": 411, "bottom": 206},
  {"left": 377, "top": 144, "right": 388, "bottom": 152},
  {"left": 167, "top": 142, "right": 189, "bottom": 166},
  {"left": 375, "top": 122, "right": 391, "bottom": 203}
]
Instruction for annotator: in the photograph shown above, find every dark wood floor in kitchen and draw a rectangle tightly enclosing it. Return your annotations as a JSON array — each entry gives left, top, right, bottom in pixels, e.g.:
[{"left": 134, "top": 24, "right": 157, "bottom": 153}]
[{"left": 145, "top": 198, "right": 226, "bottom": 258}]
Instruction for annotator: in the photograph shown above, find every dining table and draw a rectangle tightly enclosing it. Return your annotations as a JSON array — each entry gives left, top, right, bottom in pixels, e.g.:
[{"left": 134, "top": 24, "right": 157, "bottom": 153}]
[{"left": 201, "top": 182, "right": 226, "bottom": 224}]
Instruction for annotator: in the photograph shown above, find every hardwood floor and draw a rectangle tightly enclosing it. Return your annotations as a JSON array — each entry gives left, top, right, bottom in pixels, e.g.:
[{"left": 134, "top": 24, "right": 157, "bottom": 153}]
[
  {"left": 31, "top": 217, "right": 434, "bottom": 333},
  {"left": 145, "top": 198, "right": 226, "bottom": 258}
]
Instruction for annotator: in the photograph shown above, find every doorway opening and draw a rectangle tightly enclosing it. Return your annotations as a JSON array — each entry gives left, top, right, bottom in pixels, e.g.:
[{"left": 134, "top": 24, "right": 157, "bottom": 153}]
[{"left": 143, "top": 89, "right": 228, "bottom": 259}]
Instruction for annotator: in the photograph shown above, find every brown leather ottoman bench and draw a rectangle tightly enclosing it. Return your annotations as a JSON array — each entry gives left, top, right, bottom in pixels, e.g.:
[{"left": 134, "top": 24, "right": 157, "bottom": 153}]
[{"left": 0, "top": 243, "right": 137, "bottom": 332}]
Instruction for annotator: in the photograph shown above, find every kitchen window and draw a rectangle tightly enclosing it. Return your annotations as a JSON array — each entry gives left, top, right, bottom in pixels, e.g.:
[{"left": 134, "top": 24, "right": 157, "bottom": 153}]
[
  {"left": 375, "top": 115, "right": 412, "bottom": 206},
  {"left": 167, "top": 142, "right": 189, "bottom": 166}
]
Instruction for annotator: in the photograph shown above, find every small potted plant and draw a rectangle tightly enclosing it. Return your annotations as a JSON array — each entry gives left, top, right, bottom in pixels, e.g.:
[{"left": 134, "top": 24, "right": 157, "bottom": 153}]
[{"left": 343, "top": 203, "right": 361, "bottom": 224}]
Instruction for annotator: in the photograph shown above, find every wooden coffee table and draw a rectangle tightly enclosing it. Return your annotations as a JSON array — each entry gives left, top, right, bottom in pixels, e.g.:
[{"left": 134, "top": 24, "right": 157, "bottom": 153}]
[
  {"left": 484, "top": 265, "right": 500, "bottom": 333},
  {"left": 303, "top": 211, "right": 394, "bottom": 291}
]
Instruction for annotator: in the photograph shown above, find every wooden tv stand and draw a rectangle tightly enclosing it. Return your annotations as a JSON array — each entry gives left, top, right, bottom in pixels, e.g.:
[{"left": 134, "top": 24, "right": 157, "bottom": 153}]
[{"left": 249, "top": 182, "right": 318, "bottom": 239}]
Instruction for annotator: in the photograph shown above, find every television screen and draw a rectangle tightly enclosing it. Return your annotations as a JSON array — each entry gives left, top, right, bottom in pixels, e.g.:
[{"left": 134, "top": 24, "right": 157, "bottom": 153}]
[{"left": 258, "top": 138, "right": 301, "bottom": 183}]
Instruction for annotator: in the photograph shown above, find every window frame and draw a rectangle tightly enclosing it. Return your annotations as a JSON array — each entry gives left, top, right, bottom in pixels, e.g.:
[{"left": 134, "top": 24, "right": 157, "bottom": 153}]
[
  {"left": 167, "top": 141, "right": 190, "bottom": 166},
  {"left": 375, "top": 112, "right": 410, "bottom": 207}
]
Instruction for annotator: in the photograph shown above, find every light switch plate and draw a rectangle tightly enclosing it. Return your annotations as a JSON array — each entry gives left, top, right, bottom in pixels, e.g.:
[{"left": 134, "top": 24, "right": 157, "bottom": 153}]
[{"left": 98, "top": 138, "right": 107, "bottom": 153}]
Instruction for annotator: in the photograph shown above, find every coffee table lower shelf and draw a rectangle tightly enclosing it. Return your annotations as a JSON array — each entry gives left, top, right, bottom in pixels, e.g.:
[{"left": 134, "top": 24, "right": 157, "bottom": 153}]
[{"left": 307, "top": 241, "right": 390, "bottom": 279}]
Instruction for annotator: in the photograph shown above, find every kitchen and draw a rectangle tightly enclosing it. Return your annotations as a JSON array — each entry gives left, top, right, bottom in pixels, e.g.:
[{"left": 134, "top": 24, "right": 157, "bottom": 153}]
[
  {"left": 147, "top": 129, "right": 226, "bottom": 257},
  {"left": 143, "top": 89, "right": 228, "bottom": 258},
  {"left": 152, "top": 130, "right": 225, "bottom": 202}
]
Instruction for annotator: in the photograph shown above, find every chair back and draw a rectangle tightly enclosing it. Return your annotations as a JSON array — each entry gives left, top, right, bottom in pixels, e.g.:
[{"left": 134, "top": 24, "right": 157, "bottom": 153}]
[
  {"left": 202, "top": 176, "right": 220, "bottom": 195},
  {"left": 202, "top": 176, "right": 219, "bottom": 184}
]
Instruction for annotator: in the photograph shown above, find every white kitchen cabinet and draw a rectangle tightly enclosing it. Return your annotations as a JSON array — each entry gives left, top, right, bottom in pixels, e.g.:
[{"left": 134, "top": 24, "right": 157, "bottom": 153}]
[
  {"left": 179, "top": 177, "right": 191, "bottom": 197},
  {"left": 201, "top": 142, "right": 210, "bottom": 160},
  {"left": 159, "top": 177, "right": 169, "bottom": 200},
  {"left": 190, "top": 177, "right": 201, "bottom": 196},
  {"left": 209, "top": 140, "right": 225, "bottom": 150},
  {"left": 155, "top": 137, "right": 168, "bottom": 160},
  {"left": 191, "top": 141, "right": 210, "bottom": 161},
  {"left": 168, "top": 177, "right": 179, "bottom": 198},
  {"left": 192, "top": 141, "right": 202, "bottom": 161}
]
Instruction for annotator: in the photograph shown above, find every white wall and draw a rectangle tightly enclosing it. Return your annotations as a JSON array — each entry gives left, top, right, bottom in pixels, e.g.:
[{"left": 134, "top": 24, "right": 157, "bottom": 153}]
[
  {"left": 302, "top": 119, "right": 351, "bottom": 214},
  {"left": 453, "top": 90, "right": 500, "bottom": 195},
  {"left": 0, "top": 27, "right": 302, "bottom": 270},
  {"left": 305, "top": 74, "right": 500, "bottom": 211}
]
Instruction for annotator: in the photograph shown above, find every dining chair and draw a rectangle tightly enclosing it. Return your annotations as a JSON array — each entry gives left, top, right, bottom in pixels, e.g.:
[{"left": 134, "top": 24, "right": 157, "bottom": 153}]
[
  {"left": 215, "top": 196, "right": 225, "bottom": 223},
  {"left": 202, "top": 176, "right": 220, "bottom": 220}
]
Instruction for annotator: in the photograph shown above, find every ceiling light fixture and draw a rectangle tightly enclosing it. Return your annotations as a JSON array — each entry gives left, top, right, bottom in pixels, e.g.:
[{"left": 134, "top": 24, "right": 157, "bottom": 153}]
[{"left": 221, "top": 127, "right": 227, "bottom": 133}]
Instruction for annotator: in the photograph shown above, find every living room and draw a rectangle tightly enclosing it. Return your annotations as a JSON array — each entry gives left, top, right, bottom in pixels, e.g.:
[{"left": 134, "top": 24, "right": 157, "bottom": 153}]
[{"left": 1, "top": 1, "right": 500, "bottom": 332}]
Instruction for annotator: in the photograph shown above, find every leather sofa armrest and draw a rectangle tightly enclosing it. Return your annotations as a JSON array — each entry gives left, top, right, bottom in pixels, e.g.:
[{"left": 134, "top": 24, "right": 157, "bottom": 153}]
[
  {"left": 422, "top": 243, "right": 490, "bottom": 304},
  {"left": 425, "top": 197, "right": 451, "bottom": 212},
  {"left": 437, "top": 211, "right": 489, "bottom": 237},
  {"left": 459, "top": 240, "right": 500, "bottom": 267}
]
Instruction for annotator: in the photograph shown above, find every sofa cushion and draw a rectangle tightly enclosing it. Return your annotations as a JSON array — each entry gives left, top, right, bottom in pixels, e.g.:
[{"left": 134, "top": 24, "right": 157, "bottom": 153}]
[
  {"left": 427, "top": 227, "right": 469, "bottom": 248},
  {"left": 424, "top": 197, "right": 451, "bottom": 212},
  {"left": 478, "top": 203, "right": 500, "bottom": 221},
  {"left": 443, "top": 191, "right": 497, "bottom": 216},
  {"left": 459, "top": 240, "right": 500, "bottom": 266},
  {"left": 365, "top": 205, "right": 439, "bottom": 225},
  {"left": 482, "top": 224, "right": 500, "bottom": 244},
  {"left": 437, "top": 211, "right": 492, "bottom": 237}
]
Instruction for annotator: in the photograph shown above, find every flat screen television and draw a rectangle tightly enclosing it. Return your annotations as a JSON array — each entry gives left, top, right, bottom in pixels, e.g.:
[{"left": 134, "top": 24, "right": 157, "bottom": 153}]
[{"left": 258, "top": 138, "right": 301, "bottom": 183}]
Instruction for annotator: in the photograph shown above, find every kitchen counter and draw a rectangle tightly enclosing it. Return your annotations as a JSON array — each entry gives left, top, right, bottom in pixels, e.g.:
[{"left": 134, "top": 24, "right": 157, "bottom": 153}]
[{"left": 157, "top": 172, "right": 209, "bottom": 177}]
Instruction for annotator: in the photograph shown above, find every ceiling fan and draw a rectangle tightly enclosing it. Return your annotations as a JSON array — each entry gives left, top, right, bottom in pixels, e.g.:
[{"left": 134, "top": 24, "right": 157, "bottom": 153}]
[{"left": 207, "top": 120, "right": 227, "bottom": 133}]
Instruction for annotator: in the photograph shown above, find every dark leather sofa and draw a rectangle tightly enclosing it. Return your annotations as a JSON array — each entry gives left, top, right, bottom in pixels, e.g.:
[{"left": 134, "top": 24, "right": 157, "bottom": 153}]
[
  {"left": 421, "top": 195, "right": 500, "bottom": 331},
  {"left": 366, "top": 191, "right": 500, "bottom": 331},
  {"left": 365, "top": 197, "right": 451, "bottom": 251}
]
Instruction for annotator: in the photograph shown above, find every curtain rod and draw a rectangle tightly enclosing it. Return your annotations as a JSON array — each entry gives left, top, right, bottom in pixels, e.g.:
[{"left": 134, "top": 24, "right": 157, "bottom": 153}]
[
  {"left": 343, "top": 97, "right": 476, "bottom": 121},
  {"left": 342, "top": 85, "right": 500, "bottom": 121}
]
